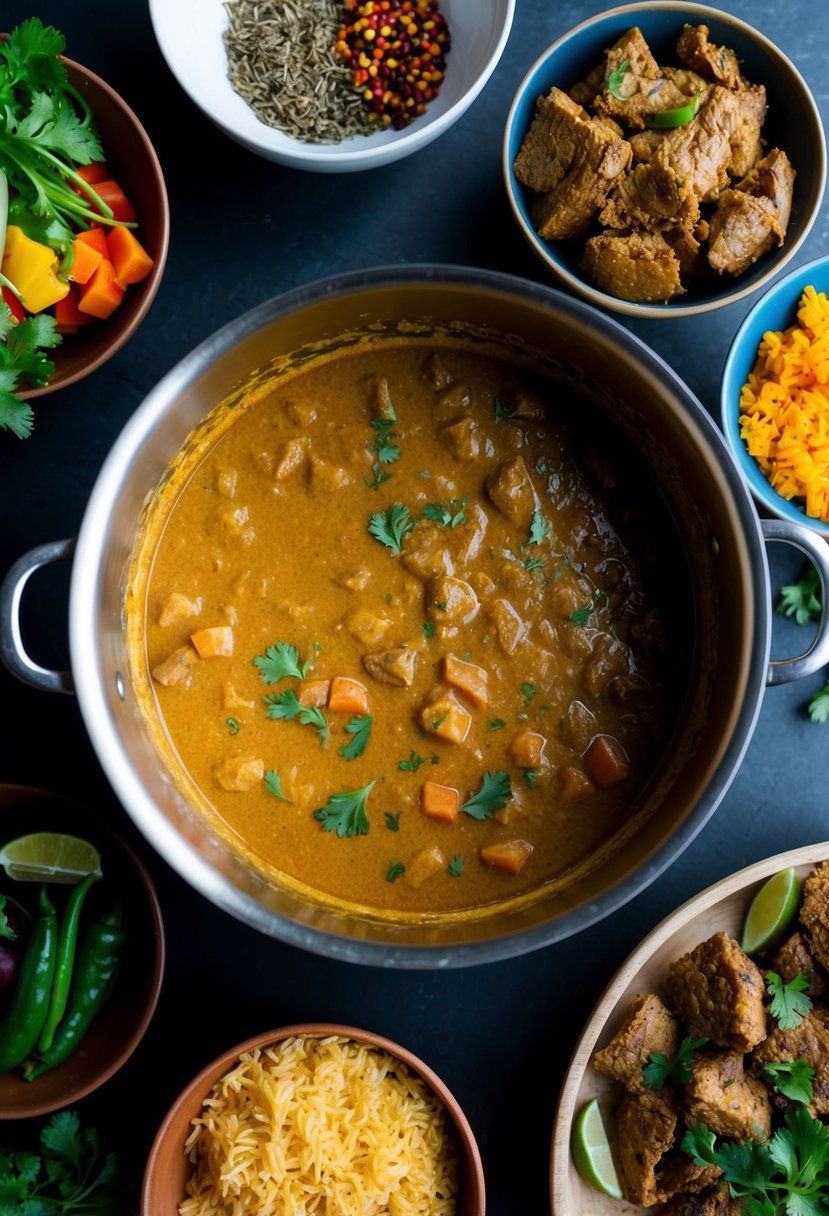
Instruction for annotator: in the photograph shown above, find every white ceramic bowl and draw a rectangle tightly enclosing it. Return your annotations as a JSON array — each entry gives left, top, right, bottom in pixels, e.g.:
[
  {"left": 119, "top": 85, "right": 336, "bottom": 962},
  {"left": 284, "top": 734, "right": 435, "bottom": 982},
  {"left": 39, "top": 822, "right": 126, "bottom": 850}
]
[{"left": 149, "top": 0, "right": 515, "bottom": 172}]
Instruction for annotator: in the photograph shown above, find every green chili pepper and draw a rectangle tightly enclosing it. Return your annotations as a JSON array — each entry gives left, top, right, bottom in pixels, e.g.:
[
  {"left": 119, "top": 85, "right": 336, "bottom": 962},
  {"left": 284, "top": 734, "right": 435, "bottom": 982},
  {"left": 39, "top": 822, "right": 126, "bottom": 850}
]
[
  {"left": 0, "top": 885, "right": 56, "bottom": 1073},
  {"left": 645, "top": 89, "right": 703, "bottom": 129},
  {"left": 37, "top": 872, "right": 98, "bottom": 1054},
  {"left": 24, "top": 905, "right": 124, "bottom": 1080},
  {"left": 605, "top": 58, "right": 631, "bottom": 101}
]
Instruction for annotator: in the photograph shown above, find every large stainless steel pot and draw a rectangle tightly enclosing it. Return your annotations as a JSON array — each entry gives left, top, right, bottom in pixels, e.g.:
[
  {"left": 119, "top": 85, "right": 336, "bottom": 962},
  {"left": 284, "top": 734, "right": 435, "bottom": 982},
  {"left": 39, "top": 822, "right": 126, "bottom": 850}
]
[{"left": 3, "top": 266, "right": 829, "bottom": 968}]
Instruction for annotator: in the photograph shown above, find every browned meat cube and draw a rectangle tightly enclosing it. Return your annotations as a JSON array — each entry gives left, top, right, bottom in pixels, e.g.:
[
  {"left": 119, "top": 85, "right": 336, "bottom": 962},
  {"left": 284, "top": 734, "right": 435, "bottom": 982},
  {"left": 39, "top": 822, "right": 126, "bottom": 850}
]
[
  {"left": 615, "top": 1089, "right": 677, "bottom": 1206},
  {"left": 676, "top": 23, "right": 743, "bottom": 89},
  {"left": 724, "top": 84, "right": 767, "bottom": 177},
  {"left": 514, "top": 88, "right": 631, "bottom": 240},
  {"left": 654, "top": 1155, "right": 723, "bottom": 1205},
  {"left": 600, "top": 160, "right": 699, "bottom": 234},
  {"left": 485, "top": 456, "right": 536, "bottom": 526},
  {"left": 773, "top": 931, "right": 829, "bottom": 997},
  {"left": 661, "top": 1185, "right": 743, "bottom": 1216},
  {"left": 361, "top": 647, "right": 418, "bottom": 687},
  {"left": 595, "top": 27, "right": 699, "bottom": 130},
  {"left": 800, "top": 861, "right": 829, "bottom": 972},
  {"left": 708, "top": 149, "right": 795, "bottom": 275},
  {"left": 752, "top": 1011, "right": 829, "bottom": 1116},
  {"left": 685, "top": 1050, "right": 772, "bottom": 1141},
  {"left": 593, "top": 992, "right": 679, "bottom": 1095},
  {"left": 668, "top": 931, "right": 767, "bottom": 1051},
  {"left": 582, "top": 229, "right": 684, "bottom": 304},
  {"left": 568, "top": 61, "right": 605, "bottom": 108},
  {"left": 628, "top": 128, "right": 668, "bottom": 164}
]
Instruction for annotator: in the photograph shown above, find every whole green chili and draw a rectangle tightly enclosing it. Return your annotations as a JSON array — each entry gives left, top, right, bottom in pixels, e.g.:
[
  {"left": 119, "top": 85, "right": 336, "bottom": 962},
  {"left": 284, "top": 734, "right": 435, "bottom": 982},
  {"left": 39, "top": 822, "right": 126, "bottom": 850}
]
[
  {"left": 0, "top": 885, "right": 56, "bottom": 1073},
  {"left": 24, "top": 905, "right": 124, "bottom": 1080},
  {"left": 37, "top": 872, "right": 99, "bottom": 1054}
]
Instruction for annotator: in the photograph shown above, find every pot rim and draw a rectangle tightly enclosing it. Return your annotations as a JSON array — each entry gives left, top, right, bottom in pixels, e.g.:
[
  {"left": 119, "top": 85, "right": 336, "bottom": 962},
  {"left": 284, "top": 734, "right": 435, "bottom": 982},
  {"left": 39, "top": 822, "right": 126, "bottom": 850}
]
[{"left": 68, "top": 264, "right": 770, "bottom": 968}]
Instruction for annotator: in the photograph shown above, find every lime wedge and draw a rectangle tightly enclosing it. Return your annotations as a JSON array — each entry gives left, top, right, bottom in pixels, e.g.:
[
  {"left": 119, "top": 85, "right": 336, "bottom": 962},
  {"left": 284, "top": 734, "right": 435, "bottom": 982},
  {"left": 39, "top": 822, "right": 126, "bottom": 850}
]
[
  {"left": 741, "top": 866, "right": 801, "bottom": 955},
  {"left": 0, "top": 832, "right": 102, "bottom": 883},
  {"left": 571, "top": 1097, "right": 622, "bottom": 1199}
]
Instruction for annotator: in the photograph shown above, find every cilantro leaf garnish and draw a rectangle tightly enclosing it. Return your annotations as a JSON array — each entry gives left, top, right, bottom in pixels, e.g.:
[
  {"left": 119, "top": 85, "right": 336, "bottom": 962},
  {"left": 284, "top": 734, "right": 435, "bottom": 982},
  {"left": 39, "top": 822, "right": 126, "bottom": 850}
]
[
  {"left": 0, "top": 300, "right": 61, "bottom": 438},
  {"left": 488, "top": 718, "right": 507, "bottom": 731},
  {"left": 809, "top": 679, "right": 829, "bottom": 724},
  {"left": 642, "top": 1035, "right": 708, "bottom": 1090},
  {"left": 494, "top": 397, "right": 515, "bottom": 421},
  {"left": 460, "top": 771, "right": 512, "bottom": 820},
  {"left": 605, "top": 58, "right": 631, "bottom": 100},
  {"left": 263, "top": 688, "right": 329, "bottom": 748},
  {"left": 778, "top": 567, "right": 821, "bottom": 625},
  {"left": 527, "top": 510, "right": 549, "bottom": 546},
  {"left": 264, "top": 769, "right": 291, "bottom": 802},
  {"left": 385, "top": 860, "right": 405, "bottom": 883},
  {"left": 384, "top": 811, "right": 401, "bottom": 831},
  {"left": 520, "top": 682, "right": 537, "bottom": 705},
  {"left": 253, "top": 640, "right": 317, "bottom": 684},
  {"left": 368, "top": 503, "right": 415, "bottom": 554},
  {"left": 422, "top": 497, "right": 468, "bottom": 528},
  {"left": 761, "top": 1059, "right": 815, "bottom": 1106},
  {"left": 422, "top": 620, "right": 437, "bottom": 638},
  {"left": 338, "top": 714, "right": 373, "bottom": 760},
  {"left": 364, "top": 462, "right": 392, "bottom": 491},
  {"left": 313, "top": 781, "right": 374, "bottom": 838},
  {"left": 766, "top": 971, "right": 813, "bottom": 1029},
  {"left": 226, "top": 717, "right": 240, "bottom": 735},
  {"left": 448, "top": 856, "right": 464, "bottom": 877},
  {"left": 571, "top": 604, "right": 593, "bottom": 627},
  {"left": 370, "top": 402, "right": 400, "bottom": 465},
  {"left": 399, "top": 750, "right": 425, "bottom": 772},
  {"left": 0, "top": 1107, "right": 122, "bottom": 1214},
  {"left": 525, "top": 768, "right": 541, "bottom": 788}
]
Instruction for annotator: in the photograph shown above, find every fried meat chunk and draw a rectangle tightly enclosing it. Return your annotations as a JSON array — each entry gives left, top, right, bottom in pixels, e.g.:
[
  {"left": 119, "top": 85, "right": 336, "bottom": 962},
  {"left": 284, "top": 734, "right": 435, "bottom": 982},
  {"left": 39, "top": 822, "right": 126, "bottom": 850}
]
[
  {"left": 685, "top": 1049, "right": 772, "bottom": 1141},
  {"left": 582, "top": 229, "right": 684, "bottom": 303},
  {"left": 668, "top": 931, "right": 766, "bottom": 1051},
  {"left": 593, "top": 992, "right": 680, "bottom": 1094},
  {"left": 752, "top": 1011, "right": 829, "bottom": 1117},
  {"left": 615, "top": 1089, "right": 677, "bottom": 1206},
  {"left": 800, "top": 861, "right": 829, "bottom": 972},
  {"left": 772, "top": 930, "right": 829, "bottom": 997},
  {"left": 676, "top": 23, "right": 743, "bottom": 89},
  {"left": 708, "top": 149, "right": 795, "bottom": 275}
]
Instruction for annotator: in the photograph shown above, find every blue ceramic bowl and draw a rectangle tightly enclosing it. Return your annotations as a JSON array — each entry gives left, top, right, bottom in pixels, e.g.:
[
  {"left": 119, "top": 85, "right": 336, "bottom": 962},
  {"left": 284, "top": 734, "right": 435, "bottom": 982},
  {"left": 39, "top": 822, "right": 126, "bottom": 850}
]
[
  {"left": 721, "top": 255, "right": 829, "bottom": 538},
  {"left": 503, "top": 2, "right": 826, "bottom": 319}
]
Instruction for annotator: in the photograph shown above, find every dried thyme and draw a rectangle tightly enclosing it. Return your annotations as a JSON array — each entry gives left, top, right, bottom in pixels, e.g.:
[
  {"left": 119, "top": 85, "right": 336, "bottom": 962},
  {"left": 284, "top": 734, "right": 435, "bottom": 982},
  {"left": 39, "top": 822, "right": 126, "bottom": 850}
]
[{"left": 223, "top": 0, "right": 373, "bottom": 143}]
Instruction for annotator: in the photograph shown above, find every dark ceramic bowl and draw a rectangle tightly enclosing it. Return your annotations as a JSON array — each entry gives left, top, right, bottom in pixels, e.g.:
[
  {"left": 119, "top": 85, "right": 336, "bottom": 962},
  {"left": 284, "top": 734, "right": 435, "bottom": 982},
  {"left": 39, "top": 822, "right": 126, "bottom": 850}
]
[
  {"left": 503, "top": 2, "right": 826, "bottom": 319},
  {"left": 0, "top": 784, "right": 165, "bottom": 1118},
  {"left": 12, "top": 52, "right": 169, "bottom": 399}
]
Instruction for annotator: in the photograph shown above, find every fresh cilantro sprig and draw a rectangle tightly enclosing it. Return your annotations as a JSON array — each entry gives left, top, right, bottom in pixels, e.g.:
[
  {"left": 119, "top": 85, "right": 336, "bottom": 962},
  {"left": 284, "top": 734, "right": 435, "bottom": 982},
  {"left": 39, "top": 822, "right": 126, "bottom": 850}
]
[
  {"left": 263, "top": 689, "right": 329, "bottom": 748},
  {"left": 682, "top": 1105, "right": 829, "bottom": 1215},
  {"left": 448, "top": 856, "right": 464, "bottom": 877},
  {"left": 766, "top": 971, "right": 813, "bottom": 1029},
  {"left": 313, "top": 781, "right": 375, "bottom": 838},
  {"left": 0, "top": 295, "right": 60, "bottom": 438},
  {"left": 264, "top": 769, "right": 291, "bottom": 801},
  {"left": 527, "top": 510, "right": 549, "bottom": 546},
  {"left": 460, "top": 771, "right": 512, "bottom": 821},
  {"left": 385, "top": 860, "right": 405, "bottom": 883},
  {"left": 399, "top": 750, "right": 425, "bottom": 772},
  {"left": 642, "top": 1035, "right": 708, "bottom": 1090},
  {"left": 761, "top": 1059, "right": 815, "bottom": 1106},
  {"left": 338, "top": 714, "right": 373, "bottom": 761},
  {"left": 0, "top": 1108, "right": 123, "bottom": 1214},
  {"left": 253, "top": 640, "right": 317, "bottom": 684},
  {"left": 364, "top": 400, "right": 400, "bottom": 488},
  {"left": 422, "top": 498, "right": 468, "bottom": 528},
  {"left": 777, "top": 567, "right": 821, "bottom": 625},
  {"left": 809, "top": 680, "right": 829, "bottom": 724},
  {"left": 368, "top": 503, "right": 415, "bottom": 555}
]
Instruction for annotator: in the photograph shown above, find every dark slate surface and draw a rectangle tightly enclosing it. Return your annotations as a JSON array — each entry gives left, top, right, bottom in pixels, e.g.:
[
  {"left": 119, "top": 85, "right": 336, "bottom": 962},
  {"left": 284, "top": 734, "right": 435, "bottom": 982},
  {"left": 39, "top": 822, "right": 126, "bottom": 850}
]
[{"left": 1, "top": 1, "right": 827, "bottom": 1211}]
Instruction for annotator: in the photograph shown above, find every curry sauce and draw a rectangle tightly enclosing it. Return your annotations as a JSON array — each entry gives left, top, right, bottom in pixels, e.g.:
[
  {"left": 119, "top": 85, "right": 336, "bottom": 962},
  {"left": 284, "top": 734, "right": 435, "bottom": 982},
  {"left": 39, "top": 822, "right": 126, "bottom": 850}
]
[{"left": 128, "top": 336, "right": 690, "bottom": 917}]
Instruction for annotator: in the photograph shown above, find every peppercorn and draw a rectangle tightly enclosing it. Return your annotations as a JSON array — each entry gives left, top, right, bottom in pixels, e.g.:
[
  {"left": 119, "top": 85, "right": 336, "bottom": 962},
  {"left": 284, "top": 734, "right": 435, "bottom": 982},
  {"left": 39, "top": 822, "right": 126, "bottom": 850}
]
[{"left": 336, "top": 0, "right": 450, "bottom": 130}]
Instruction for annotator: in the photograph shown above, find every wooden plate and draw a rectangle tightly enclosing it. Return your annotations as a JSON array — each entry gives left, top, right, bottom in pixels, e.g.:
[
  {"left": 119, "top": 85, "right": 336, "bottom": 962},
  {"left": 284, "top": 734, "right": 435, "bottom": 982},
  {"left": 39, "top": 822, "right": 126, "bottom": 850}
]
[{"left": 549, "top": 841, "right": 829, "bottom": 1214}]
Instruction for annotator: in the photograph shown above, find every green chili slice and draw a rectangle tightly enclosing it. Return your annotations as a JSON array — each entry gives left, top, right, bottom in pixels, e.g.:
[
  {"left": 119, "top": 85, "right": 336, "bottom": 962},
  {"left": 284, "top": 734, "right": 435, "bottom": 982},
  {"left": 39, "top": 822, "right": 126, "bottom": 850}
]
[
  {"left": 645, "top": 89, "right": 703, "bottom": 128},
  {"left": 605, "top": 58, "right": 631, "bottom": 100}
]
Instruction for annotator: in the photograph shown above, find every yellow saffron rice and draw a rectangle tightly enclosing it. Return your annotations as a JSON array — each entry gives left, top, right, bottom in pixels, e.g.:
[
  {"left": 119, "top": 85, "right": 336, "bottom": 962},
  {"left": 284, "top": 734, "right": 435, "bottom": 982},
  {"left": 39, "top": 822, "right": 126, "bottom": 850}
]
[
  {"left": 739, "top": 284, "right": 829, "bottom": 521},
  {"left": 179, "top": 1035, "right": 459, "bottom": 1216}
]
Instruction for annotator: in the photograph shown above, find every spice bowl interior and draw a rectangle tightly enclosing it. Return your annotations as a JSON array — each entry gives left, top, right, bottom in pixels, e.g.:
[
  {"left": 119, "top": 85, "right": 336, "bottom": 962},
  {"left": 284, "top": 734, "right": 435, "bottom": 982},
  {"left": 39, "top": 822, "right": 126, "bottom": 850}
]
[
  {"left": 142, "top": 1022, "right": 485, "bottom": 1215},
  {"left": 721, "top": 254, "right": 829, "bottom": 539},
  {"left": 550, "top": 841, "right": 829, "bottom": 1215},
  {"left": 503, "top": 2, "right": 826, "bottom": 319},
  {"left": 14, "top": 53, "right": 169, "bottom": 400},
  {"left": 0, "top": 784, "right": 164, "bottom": 1119},
  {"left": 148, "top": 0, "right": 515, "bottom": 173}
]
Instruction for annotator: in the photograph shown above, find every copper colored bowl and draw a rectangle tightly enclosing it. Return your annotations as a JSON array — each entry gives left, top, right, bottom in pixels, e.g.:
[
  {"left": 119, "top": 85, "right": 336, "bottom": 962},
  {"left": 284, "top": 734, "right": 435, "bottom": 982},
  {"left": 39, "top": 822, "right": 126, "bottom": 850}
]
[
  {"left": 0, "top": 784, "right": 165, "bottom": 1119},
  {"left": 142, "top": 1023, "right": 485, "bottom": 1216}
]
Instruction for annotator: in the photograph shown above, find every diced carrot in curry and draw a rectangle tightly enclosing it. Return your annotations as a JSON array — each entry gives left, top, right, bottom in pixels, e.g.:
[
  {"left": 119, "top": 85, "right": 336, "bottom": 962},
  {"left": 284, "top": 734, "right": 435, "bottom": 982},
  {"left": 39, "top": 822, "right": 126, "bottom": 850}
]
[
  {"left": 585, "top": 734, "right": 631, "bottom": 788},
  {"left": 407, "top": 844, "right": 445, "bottom": 888},
  {"left": 480, "top": 839, "right": 534, "bottom": 874},
  {"left": 441, "top": 654, "right": 488, "bottom": 707},
  {"left": 558, "top": 766, "right": 594, "bottom": 803},
  {"left": 298, "top": 679, "right": 331, "bottom": 708},
  {"left": 420, "top": 781, "right": 460, "bottom": 823},
  {"left": 420, "top": 691, "right": 472, "bottom": 745},
  {"left": 510, "top": 729, "right": 547, "bottom": 768},
  {"left": 190, "top": 626, "right": 234, "bottom": 658},
  {"left": 328, "top": 676, "right": 369, "bottom": 715},
  {"left": 158, "top": 591, "right": 202, "bottom": 627},
  {"left": 151, "top": 644, "right": 199, "bottom": 687}
]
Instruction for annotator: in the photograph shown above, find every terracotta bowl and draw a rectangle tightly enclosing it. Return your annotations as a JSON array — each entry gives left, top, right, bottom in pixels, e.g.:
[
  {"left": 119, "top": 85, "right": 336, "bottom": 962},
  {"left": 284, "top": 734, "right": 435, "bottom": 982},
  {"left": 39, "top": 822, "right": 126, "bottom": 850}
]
[
  {"left": 142, "top": 1023, "right": 485, "bottom": 1216},
  {"left": 13, "top": 52, "right": 170, "bottom": 399},
  {"left": 549, "top": 840, "right": 829, "bottom": 1214},
  {"left": 0, "top": 784, "right": 165, "bottom": 1118}
]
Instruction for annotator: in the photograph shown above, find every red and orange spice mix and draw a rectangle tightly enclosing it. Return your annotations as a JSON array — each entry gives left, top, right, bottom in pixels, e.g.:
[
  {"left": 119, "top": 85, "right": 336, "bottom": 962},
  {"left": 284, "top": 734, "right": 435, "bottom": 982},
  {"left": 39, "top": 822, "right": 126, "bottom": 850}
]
[{"left": 336, "top": 1, "right": 451, "bottom": 130}]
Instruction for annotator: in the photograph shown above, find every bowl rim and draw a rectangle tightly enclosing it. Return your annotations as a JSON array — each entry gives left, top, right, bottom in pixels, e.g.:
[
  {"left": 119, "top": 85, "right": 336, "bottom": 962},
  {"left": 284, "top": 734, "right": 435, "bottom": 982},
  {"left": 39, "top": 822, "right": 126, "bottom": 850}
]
[
  {"left": 502, "top": 0, "right": 828, "bottom": 319},
  {"left": 148, "top": 0, "right": 516, "bottom": 171},
  {"left": 549, "top": 838, "right": 829, "bottom": 1213},
  {"left": 0, "top": 782, "right": 166, "bottom": 1119},
  {"left": 141, "top": 1021, "right": 485, "bottom": 1215},
  {"left": 15, "top": 50, "right": 171, "bottom": 399},
  {"left": 720, "top": 253, "right": 829, "bottom": 538}
]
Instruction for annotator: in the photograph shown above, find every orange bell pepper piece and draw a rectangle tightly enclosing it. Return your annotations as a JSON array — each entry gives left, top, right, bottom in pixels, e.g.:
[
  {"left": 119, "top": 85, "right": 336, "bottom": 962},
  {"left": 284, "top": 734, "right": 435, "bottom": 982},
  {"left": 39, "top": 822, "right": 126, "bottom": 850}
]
[
  {"left": 77, "top": 259, "right": 124, "bottom": 319},
  {"left": 75, "top": 228, "right": 109, "bottom": 258},
  {"left": 54, "top": 283, "right": 95, "bottom": 333},
  {"left": 106, "top": 226, "right": 154, "bottom": 286},
  {"left": 68, "top": 237, "right": 103, "bottom": 285}
]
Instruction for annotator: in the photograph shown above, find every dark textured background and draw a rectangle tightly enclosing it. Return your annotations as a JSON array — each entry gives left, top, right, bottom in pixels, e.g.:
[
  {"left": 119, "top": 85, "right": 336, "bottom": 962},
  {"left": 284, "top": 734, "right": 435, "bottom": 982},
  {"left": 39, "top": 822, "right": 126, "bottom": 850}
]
[{"left": 1, "top": 2, "right": 827, "bottom": 1211}]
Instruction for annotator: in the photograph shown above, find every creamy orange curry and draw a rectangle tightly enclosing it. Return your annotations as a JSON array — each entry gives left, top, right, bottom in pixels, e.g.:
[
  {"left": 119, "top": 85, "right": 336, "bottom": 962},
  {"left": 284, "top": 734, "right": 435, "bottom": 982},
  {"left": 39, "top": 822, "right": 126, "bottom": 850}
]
[{"left": 128, "top": 335, "right": 688, "bottom": 917}]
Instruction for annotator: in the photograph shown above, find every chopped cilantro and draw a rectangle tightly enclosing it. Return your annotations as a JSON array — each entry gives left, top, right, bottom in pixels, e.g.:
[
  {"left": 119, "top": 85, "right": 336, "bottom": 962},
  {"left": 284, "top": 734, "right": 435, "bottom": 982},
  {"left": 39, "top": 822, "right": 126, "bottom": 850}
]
[
  {"left": 448, "top": 856, "right": 464, "bottom": 877},
  {"left": 399, "top": 750, "right": 425, "bottom": 772},
  {"left": 520, "top": 682, "right": 537, "bottom": 706},
  {"left": 421, "top": 497, "right": 468, "bottom": 528},
  {"left": 385, "top": 860, "right": 405, "bottom": 883},
  {"left": 494, "top": 397, "right": 515, "bottom": 421},
  {"left": 761, "top": 1059, "right": 815, "bottom": 1106},
  {"left": 527, "top": 510, "right": 550, "bottom": 546},
  {"left": 384, "top": 811, "right": 401, "bottom": 831},
  {"left": 338, "top": 714, "right": 373, "bottom": 760},
  {"left": 264, "top": 769, "right": 291, "bottom": 802},
  {"left": 422, "top": 620, "right": 437, "bottom": 638},
  {"left": 571, "top": 605, "right": 592, "bottom": 627},
  {"left": 369, "top": 401, "right": 400, "bottom": 466},
  {"left": 254, "top": 640, "right": 317, "bottom": 684},
  {"left": 525, "top": 768, "right": 541, "bottom": 788},
  {"left": 766, "top": 971, "right": 813, "bottom": 1029},
  {"left": 460, "top": 771, "right": 512, "bottom": 820},
  {"left": 643, "top": 1035, "right": 708, "bottom": 1089},
  {"left": 430, "top": 712, "right": 448, "bottom": 732},
  {"left": 313, "top": 781, "right": 375, "bottom": 838},
  {"left": 225, "top": 717, "right": 240, "bottom": 735},
  {"left": 263, "top": 688, "right": 329, "bottom": 748},
  {"left": 488, "top": 718, "right": 507, "bottom": 731},
  {"left": 368, "top": 503, "right": 415, "bottom": 555},
  {"left": 364, "top": 462, "right": 392, "bottom": 491},
  {"left": 0, "top": 303, "right": 60, "bottom": 438}
]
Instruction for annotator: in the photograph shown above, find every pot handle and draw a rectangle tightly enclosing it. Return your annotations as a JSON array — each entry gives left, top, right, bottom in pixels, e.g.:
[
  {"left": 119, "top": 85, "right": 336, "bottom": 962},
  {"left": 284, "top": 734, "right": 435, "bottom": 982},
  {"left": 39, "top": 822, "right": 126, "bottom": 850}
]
[
  {"left": 765, "top": 518, "right": 829, "bottom": 687},
  {"left": 0, "top": 538, "right": 75, "bottom": 695}
]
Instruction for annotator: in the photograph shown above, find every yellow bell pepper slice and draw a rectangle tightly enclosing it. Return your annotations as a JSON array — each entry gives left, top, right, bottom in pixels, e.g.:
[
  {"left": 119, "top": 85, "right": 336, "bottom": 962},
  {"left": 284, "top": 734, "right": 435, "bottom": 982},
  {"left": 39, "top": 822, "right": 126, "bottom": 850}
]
[{"left": 1, "top": 225, "right": 69, "bottom": 313}]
